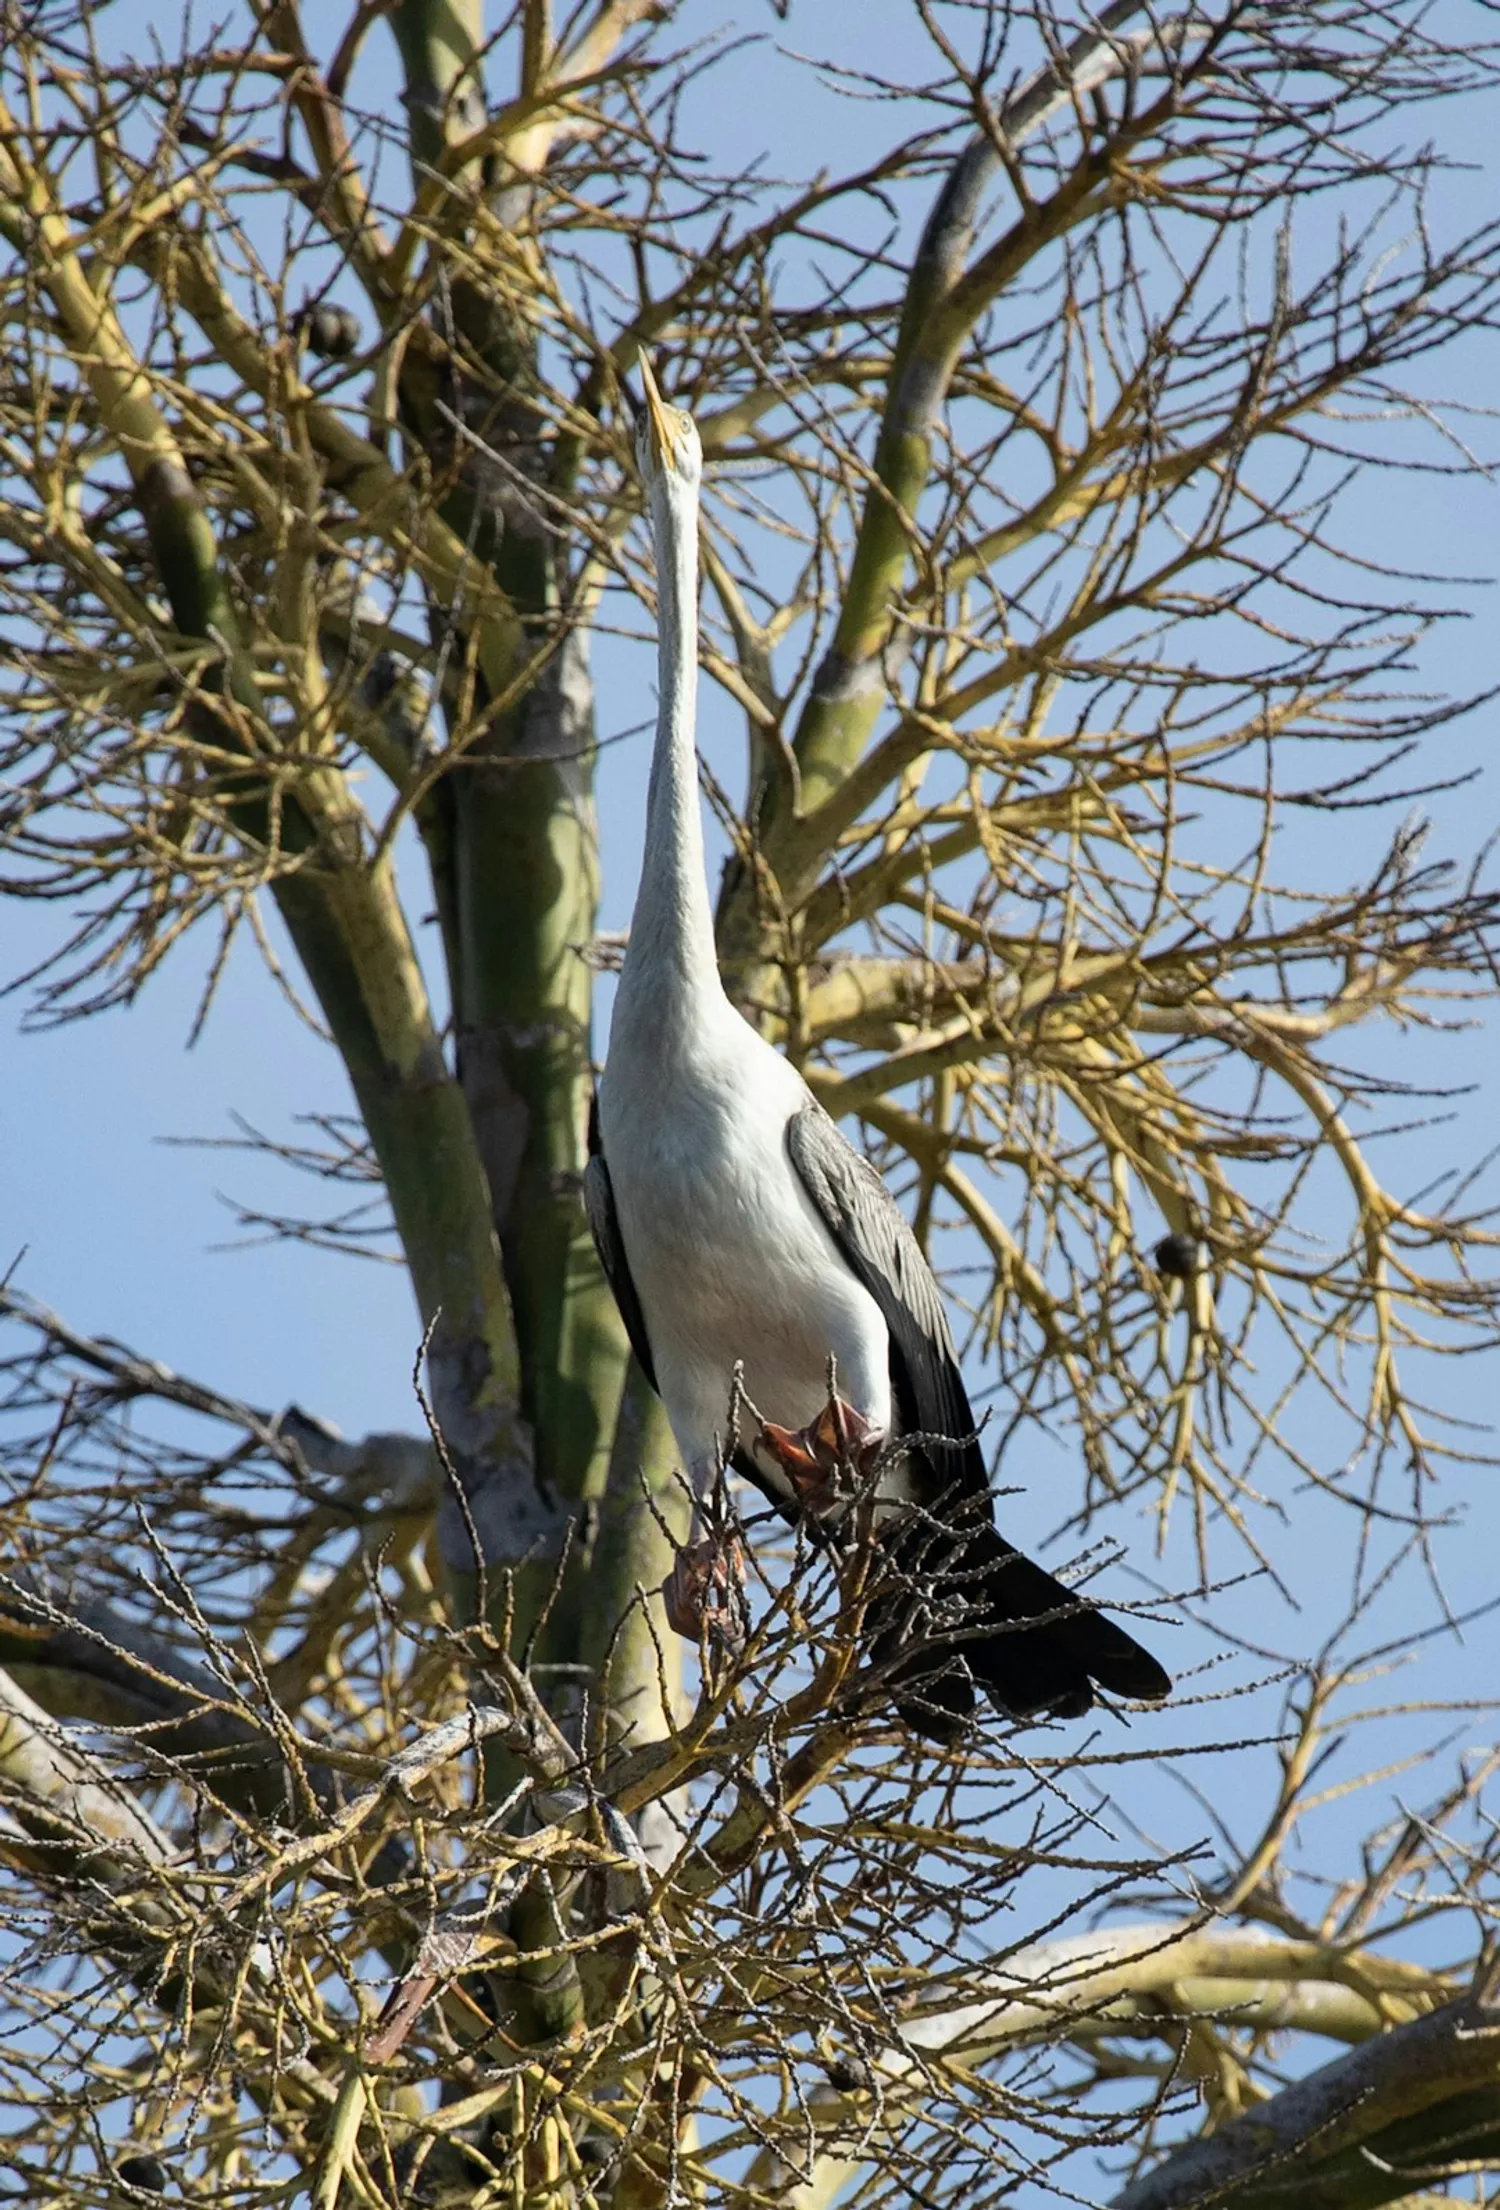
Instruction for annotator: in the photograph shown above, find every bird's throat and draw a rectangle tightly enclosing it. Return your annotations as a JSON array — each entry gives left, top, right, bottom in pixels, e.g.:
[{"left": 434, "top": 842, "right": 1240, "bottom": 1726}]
[{"left": 614, "top": 466, "right": 725, "bottom": 1045}]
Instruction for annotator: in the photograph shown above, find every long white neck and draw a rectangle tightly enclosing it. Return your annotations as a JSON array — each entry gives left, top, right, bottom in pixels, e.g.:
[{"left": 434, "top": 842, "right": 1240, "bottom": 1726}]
[{"left": 613, "top": 464, "right": 726, "bottom": 1045}]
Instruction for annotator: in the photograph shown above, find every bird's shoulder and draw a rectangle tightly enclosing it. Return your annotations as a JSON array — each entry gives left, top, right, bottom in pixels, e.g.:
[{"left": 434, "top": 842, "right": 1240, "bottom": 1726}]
[{"left": 784, "top": 1100, "right": 956, "bottom": 1355}]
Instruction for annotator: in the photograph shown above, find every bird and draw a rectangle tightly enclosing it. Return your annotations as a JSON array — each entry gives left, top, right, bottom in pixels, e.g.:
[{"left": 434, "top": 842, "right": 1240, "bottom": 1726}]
[{"left": 584, "top": 356, "right": 1170, "bottom": 1738}]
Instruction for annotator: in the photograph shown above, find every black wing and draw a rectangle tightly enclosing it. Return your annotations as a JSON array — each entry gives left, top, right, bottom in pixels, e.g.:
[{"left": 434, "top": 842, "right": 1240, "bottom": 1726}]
[
  {"left": 584, "top": 1094, "right": 658, "bottom": 1393},
  {"left": 786, "top": 1101, "right": 1170, "bottom": 1720}
]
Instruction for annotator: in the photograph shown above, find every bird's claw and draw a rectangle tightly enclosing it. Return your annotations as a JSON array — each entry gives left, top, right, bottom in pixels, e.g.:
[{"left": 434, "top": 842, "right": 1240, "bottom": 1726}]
[
  {"left": 662, "top": 1533, "right": 748, "bottom": 1653},
  {"left": 759, "top": 1398, "right": 884, "bottom": 1517}
]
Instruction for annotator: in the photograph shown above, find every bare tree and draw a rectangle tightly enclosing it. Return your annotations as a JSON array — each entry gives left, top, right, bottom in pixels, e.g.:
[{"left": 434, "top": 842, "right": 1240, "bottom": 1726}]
[{"left": 2, "top": 3, "right": 1500, "bottom": 2204}]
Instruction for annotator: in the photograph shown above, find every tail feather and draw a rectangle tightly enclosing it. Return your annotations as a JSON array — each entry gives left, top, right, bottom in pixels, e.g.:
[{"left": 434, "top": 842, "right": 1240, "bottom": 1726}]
[
  {"left": 967, "top": 1524, "right": 1171, "bottom": 1716},
  {"left": 871, "top": 1513, "right": 1170, "bottom": 1740}
]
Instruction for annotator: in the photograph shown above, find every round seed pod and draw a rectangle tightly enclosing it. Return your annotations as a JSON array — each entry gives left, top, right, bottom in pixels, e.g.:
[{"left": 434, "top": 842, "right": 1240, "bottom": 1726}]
[
  {"left": 1154, "top": 1232, "right": 1200, "bottom": 1281},
  {"left": 116, "top": 2155, "right": 169, "bottom": 2195},
  {"left": 299, "top": 303, "right": 362, "bottom": 360}
]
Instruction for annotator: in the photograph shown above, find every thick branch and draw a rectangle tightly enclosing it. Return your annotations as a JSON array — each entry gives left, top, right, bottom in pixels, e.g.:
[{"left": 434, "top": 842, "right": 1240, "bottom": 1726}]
[{"left": 1113, "top": 1975, "right": 1500, "bottom": 2210}]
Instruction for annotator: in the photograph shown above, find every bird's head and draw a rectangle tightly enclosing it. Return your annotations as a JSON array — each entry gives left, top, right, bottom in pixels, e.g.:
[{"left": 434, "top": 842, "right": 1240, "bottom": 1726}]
[{"left": 634, "top": 355, "right": 702, "bottom": 491}]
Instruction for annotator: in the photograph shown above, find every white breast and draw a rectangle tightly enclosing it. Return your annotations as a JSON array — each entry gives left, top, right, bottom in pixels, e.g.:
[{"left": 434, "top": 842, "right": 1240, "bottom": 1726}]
[{"left": 600, "top": 1007, "right": 893, "bottom": 1479}]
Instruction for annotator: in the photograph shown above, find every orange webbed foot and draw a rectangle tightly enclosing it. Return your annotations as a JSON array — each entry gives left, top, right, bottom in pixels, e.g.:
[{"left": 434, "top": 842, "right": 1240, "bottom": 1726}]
[
  {"left": 759, "top": 1398, "right": 884, "bottom": 1517},
  {"left": 662, "top": 1531, "right": 748, "bottom": 1652}
]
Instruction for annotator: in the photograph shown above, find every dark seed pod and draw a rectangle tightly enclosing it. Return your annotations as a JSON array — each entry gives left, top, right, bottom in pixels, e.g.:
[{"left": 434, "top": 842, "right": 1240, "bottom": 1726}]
[
  {"left": 117, "top": 2155, "right": 169, "bottom": 2195},
  {"left": 299, "top": 303, "right": 362, "bottom": 360},
  {"left": 823, "top": 2053, "right": 875, "bottom": 2092},
  {"left": 1154, "top": 1232, "right": 1199, "bottom": 1281}
]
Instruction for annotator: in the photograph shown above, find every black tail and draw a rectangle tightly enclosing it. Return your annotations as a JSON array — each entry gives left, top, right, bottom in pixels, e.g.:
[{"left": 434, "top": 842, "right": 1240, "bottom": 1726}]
[{"left": 871, "top": 1511, "right": 1170, "bottom": 1742}]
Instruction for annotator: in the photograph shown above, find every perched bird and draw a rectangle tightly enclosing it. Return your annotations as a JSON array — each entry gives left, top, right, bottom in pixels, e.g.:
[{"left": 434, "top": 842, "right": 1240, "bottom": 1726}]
[{"left": 585, "top": 358, "right": 1169, "bottom": 1736}]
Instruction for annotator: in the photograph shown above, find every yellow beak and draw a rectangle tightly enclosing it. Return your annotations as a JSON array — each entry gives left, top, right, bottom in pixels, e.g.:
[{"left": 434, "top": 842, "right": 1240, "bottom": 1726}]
[{"left": 637, "top": 352, "right": 677, "bottom": 472}]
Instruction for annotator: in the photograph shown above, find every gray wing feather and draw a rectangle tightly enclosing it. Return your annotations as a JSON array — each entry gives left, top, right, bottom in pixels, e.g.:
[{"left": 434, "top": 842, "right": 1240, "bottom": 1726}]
[
  {"left": 786, "top": 1102, "right": 986, "bottom": 1499},
  {"left": 787, "top": 1100, "right": 1172, "bottom": 1718},
  {"left": 583, "top": 1106, "right": 659, "bottom": 1394}
]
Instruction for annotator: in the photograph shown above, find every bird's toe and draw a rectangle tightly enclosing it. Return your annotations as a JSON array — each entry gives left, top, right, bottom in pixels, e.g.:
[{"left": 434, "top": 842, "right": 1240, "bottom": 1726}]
[
  {"left": 662, "top": 1533, "right": 748, "bottom": 1652},
  {"left": 759, "top": 1398, "right": 885, "bottom": 1516}
]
